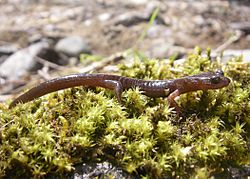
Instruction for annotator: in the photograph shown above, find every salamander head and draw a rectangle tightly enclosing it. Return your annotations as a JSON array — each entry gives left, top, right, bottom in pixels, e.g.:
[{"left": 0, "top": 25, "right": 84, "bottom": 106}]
[
  {"left": 190, "top": 70, "right": 230, "bottom": 89},
  {"left": 168, "top": 70, "right": 230, "bottom": 95}
]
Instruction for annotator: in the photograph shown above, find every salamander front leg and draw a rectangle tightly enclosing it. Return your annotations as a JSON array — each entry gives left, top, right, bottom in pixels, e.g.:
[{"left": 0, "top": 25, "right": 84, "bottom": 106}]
[
  {"left": 103, "top": 80, "right": 123, "bottom": 103},
  {"left": 167, "top": 89, "right": 182, "bottom": 114}
]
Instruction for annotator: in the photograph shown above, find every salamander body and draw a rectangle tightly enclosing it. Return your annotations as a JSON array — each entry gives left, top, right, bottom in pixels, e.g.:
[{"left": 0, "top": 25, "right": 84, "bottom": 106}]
[{"left": 9, "top": 70, "right": 230, "bottom": 112}]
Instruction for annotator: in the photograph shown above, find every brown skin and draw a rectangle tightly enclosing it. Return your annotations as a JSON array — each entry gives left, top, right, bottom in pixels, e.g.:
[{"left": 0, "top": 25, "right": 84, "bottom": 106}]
[{"left": 9, "top": 70, "right": 230, "bottom": 113}]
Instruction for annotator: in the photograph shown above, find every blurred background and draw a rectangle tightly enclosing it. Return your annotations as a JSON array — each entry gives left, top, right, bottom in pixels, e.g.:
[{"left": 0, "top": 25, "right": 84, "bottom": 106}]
[{"left": 0, "top": 0, "right": 250, "bottom": 100}]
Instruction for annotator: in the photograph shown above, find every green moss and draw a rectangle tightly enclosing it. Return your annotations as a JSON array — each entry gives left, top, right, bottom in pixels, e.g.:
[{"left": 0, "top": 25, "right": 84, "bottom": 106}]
[{"left": 0, "top": 49, "right": 249, "bottom": 178}]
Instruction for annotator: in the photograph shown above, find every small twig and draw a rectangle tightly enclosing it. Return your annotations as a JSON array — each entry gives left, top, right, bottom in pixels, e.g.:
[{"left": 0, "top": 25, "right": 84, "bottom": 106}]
[
  {"left": 34, "top": 55, "right": 68, "bottom": 71},
  {"left": 78, "top": 52, "right": 124, "bottom": 73},
  {"left": 37, "top": 66, "right": 52, "bottom": 81},
  {"left": 214, "top": 30, "right": 242, "bottom": 53}
]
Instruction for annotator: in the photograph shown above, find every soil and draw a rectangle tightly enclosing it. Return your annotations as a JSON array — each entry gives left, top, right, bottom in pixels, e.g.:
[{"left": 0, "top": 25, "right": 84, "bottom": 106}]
[{"left": 0, "top": 0, "right": 249, "bottom": 57}]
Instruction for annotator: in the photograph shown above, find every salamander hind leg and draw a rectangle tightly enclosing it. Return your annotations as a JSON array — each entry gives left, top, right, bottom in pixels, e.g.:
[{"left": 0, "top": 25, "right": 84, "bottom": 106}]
[
  {"left": 103, "top": 80, "right": 123, "bottom": 103},
  {"left": 167, "top": 89, "right": 182, "bottom": 114}
]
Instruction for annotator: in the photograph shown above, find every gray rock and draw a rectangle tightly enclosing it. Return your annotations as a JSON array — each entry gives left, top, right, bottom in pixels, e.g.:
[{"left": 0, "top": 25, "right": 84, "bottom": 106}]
[
  {"left": 98, "top": 13, "right": 112, "bottom": 22},
  {"left": 124, "top": 0, "right": 149, "bottom": 5},
  {"left": 0, "top": 44, "right": 19, "bottom": 56},
  {"left": 0, "top": 55, "right": 8, "bottom": 65},
  {"left": 72, "top": 162, "right": 135, "bottom": 179},
  {"left": 55, "top": 36, "right": 91, "bottom": 57},
  {"left": 0, "top": 41, "right": 49, "bottom": 80},
  {"left": 113, "top": 11, "right": 149, "bottom": 27},
  {"left": 223, "top": 49, "right": 250, "bottom": 63}
]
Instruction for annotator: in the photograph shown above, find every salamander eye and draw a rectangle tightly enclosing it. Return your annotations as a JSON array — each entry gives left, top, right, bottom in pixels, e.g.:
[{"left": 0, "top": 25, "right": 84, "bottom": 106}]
[
  {"left": 216, "top": 69, "right": 224, "bottom": 76},
  {"left": 211, "top": 76, "right": 221, "bottom": 84}
]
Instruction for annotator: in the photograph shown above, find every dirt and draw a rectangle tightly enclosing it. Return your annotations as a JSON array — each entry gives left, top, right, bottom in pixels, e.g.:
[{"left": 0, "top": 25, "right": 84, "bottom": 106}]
[{"left": 0, "top": 0, "right": 249, "bottom": 57}]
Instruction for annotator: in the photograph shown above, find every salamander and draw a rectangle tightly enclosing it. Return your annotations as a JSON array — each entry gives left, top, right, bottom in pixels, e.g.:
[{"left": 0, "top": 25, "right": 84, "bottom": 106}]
[{"left": 9, "top": 70, "right": 230, "bottom": 113}]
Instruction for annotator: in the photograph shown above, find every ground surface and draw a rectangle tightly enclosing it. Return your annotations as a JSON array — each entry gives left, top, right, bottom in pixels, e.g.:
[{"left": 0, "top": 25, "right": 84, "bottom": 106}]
[
  {"left": 0, "top": 0, "right": 250, "bottom": 99},
  {"left": 0, "top": 0, "right": 250, "bottom": 57}
]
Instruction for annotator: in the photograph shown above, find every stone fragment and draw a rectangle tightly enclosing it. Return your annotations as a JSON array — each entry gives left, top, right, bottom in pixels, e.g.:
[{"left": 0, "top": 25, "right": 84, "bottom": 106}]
[
  {"left": 55, "top": 36, "right": 91, "bottom": 57},
  {"left": 0, "top": 41, "right": 50, "bottom": 80}
]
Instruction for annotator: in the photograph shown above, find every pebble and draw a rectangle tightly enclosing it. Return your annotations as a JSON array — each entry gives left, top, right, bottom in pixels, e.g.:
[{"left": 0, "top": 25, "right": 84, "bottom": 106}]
[
  {"left": 125, "top": 0, "right": 149, "bottom": 5},
  {"left": 55, "top": 36, "right": 91, "bottom": 57},
  {"left": 98, "top": 13, "right": 112, "bottom": 22},
  {"left": 0, "top": 44, "right": 19, "bottom": 56},
  {"left": 72, "top": 162, "right": 134, "bottom": 179},
  {"left": 113, "top": 11, "right": 149, "bottom": 26},
  {"left": 0, "top": 41, "right": 50, "bottom": 80}
]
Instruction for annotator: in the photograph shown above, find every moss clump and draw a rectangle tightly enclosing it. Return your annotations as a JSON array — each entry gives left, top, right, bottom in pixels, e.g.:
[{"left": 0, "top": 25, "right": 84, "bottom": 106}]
[{"left": 0, "top": 49, "right": 249, "bottom": 178}]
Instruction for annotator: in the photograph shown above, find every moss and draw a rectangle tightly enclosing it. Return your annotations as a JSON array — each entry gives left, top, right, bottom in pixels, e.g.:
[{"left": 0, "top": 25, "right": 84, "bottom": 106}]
[{"left": 0, "top": 49, "right": 249, "bottom": 178}]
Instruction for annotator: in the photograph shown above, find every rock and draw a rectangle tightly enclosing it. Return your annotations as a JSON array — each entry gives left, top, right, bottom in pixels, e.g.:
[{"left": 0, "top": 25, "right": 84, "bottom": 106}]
[
  {"left": 37, "top": 47, "right": 68, "bottom": 66},
  {"left": 98, "top": 13, "right": 112, "bottom": 22},
  {"left": 0, "top": 44, "right": 19, "bottom": 56},
  {"left": 113, "top": 11, "right": 149, "bottom": 27},
  {"left": 192, "top": 15, "right": 205, "bottom": 27},
  {"left": 124, "top": 0, "right": 149, "bottom": 5},
  {"left": 71, "top": 162, "right": 135, "bottom": 179},
  {"left": 0, "top": 41, "right": 50, "bottom": 80},
  {"left": 0, "top": 55, "right": 8, "bottom": 65},
  {"left": 223, "top": 49, "right": 250, "bottom": 63},
  {"left": 55, "top": 36, "right": 91, "bottom": 57},
  {"left": 213, "top": 165, "right": 250, "bottom": 178},
  {"left": 147, "top": 25, "right": 172, "bottom": 39}
]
